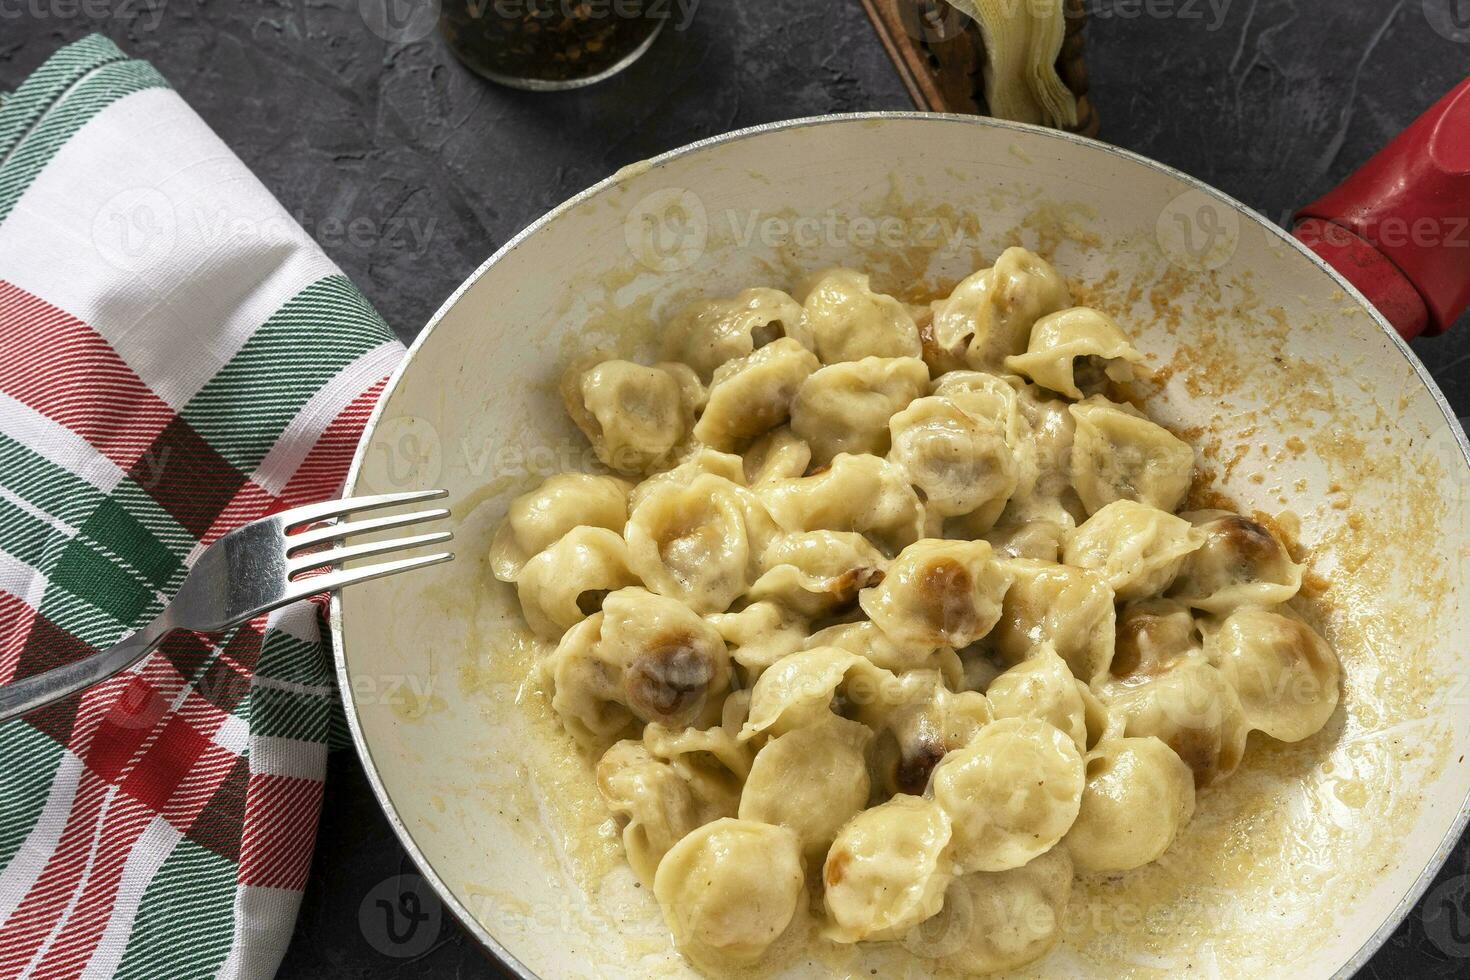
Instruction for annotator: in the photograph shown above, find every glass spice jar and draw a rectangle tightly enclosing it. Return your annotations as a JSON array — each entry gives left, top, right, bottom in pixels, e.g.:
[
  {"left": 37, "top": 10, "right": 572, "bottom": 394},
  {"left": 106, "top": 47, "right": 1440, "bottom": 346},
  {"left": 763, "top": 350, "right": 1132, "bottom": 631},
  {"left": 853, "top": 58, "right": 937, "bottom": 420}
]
[{"left": 440, "top": 0, "right": 666, "bottom": 90}]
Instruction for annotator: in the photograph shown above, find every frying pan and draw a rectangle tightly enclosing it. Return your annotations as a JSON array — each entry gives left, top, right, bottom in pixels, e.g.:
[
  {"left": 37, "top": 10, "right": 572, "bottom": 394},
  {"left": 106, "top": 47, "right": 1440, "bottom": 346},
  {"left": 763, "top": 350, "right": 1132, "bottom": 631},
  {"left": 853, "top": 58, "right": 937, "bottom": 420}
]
[{"left": 331, "top": 79, "right": 1470, "bottom": 978}]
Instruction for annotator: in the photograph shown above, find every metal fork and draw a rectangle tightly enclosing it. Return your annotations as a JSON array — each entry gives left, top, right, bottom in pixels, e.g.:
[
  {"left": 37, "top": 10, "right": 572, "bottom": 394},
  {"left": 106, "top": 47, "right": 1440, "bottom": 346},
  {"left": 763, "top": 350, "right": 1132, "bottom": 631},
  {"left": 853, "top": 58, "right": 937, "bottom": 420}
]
[{"left": 0, "top": 490, "right": 454, "bottom": 723}]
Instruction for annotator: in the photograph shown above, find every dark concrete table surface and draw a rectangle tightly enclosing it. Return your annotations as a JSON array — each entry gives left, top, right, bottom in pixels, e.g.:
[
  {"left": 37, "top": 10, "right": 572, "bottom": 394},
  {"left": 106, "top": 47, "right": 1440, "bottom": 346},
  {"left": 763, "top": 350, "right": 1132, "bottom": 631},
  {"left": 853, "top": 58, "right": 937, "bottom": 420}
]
[{"left": 4, "top": 2, "right": 1469, "bottom": 977}]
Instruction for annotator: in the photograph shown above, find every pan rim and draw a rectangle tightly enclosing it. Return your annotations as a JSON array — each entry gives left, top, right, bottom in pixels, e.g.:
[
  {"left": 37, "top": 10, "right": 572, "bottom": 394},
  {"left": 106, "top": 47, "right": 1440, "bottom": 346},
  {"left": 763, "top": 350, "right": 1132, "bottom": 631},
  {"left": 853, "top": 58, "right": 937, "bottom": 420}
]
[{"left": 331, "top": 110, "right": 1470, "bottom": 980}]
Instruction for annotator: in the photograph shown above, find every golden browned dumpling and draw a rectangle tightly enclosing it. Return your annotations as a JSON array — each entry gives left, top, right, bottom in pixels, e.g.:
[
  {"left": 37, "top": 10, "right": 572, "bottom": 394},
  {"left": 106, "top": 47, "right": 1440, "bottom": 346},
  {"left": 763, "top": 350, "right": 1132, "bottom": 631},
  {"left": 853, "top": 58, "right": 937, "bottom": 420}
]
[
  {"left": 695, "top": 338, "right": 820, "bottom": 451},
  {"left": 563, "top": 359, "right": 703, "bottom": 473},
  {"left": 866, "top": 677, "right": 993, "bottom": 796},
  {"left": 823, "top": 795, "right": 953, "bottom": 943},
  {"left": 1065, "top": 735, "right": 1195, "bottom": 873},
  {"left": 545, "top": 587, "right": 731, "bottom": 746},
  {"left": 489, "top": 472, "right": 633, "bottom": 580},
  {"left": 932, "top": 717, "right": 1084, "bottom": 873},
  {"left": 1170, "top": 510, "right": 1304, "bottom": 613},
  {"left": 1004, "top": 305, "right": 1143, "bottom": 399},
  {"left": 1110, "top": 598, "right": 1199, "bottom": 678},
  {"left": 913, "top": 847, "right": 1072, "bottom": 975},
  {"left": 663, "top": 287, "right": 806, "bottom": 379},
  {"left": 654, "top": 818, "right": 804, "bottom": 964},
  {"left": 739, "top": 714, "right": 872, "bottom": 861},
  {"left": 924, "top": 247, "right": 1071, "bottom": 373},
  {"left": 1069, "top": 396, "right": 1195, "bottom": 516},
  {"left": 800, "top": 268, "right": 923, "bottom": 363},
  {"left": 859, "top": 539, "right": 1013, "bottom": 650},
  {"left": 625, "top": 473, "right": 769, "bottom": 614},
  {"left": 1098, "top": 652, "right": 1250, "bottom": 788},
  {"left": 990, "top": 558, "right": 1115, "bottom": 683},
  {"left": 758, "top": 452, "right": 927, "bottom": 555},
  {"left": 1209, "top": 606, "right": 1341, "bottom": 742},
  {"left": 791, "top": 356, "right": 930, "bottom": 464}
]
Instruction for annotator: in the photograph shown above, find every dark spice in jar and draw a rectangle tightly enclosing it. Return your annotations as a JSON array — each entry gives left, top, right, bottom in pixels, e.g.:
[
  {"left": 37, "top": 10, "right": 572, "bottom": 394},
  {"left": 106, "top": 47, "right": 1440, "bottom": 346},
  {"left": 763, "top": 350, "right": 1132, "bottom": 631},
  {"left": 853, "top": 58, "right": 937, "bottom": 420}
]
[{"left": 441, "top": 0, "right": 665, "bottom": 88}]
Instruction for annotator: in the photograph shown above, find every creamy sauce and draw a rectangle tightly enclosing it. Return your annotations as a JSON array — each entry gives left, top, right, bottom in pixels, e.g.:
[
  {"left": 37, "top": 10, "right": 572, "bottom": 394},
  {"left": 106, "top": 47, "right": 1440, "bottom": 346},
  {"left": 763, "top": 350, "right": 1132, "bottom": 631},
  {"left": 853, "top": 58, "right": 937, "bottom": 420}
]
[{"left": 426, "top": 194, "right": 1459, "bottom": 977}]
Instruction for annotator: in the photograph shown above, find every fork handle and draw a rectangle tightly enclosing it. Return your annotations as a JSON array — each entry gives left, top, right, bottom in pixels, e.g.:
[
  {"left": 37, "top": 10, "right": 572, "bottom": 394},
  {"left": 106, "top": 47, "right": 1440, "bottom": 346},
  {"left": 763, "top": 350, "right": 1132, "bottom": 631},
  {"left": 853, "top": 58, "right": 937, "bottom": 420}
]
[{"left": 0, "top": 614, "right": 172, "bottom": 723}]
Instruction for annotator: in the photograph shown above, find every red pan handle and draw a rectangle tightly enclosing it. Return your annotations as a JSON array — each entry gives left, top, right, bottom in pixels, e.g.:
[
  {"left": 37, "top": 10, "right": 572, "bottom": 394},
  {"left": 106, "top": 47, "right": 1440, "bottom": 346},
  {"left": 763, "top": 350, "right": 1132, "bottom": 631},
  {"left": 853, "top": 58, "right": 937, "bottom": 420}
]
[{"left": 1292, "top": 76, "right": 1470, "bottom": 340}]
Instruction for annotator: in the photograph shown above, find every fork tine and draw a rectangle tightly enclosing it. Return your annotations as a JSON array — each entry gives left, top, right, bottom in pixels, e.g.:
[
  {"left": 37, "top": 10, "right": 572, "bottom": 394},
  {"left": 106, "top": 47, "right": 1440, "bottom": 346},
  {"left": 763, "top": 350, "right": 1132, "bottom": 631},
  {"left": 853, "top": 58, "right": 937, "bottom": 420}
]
[
  {"left": 279, "top": 489, "right": 449, "bottom": 531},
  {"left": 289, "top": 531, "right": 453, "bottom": 576},
  {"left": 286, "top": 551, "right": 454, "bottom": 602},
  {"left": 288, "top": 507, "right": 450, "bottom": 552}
]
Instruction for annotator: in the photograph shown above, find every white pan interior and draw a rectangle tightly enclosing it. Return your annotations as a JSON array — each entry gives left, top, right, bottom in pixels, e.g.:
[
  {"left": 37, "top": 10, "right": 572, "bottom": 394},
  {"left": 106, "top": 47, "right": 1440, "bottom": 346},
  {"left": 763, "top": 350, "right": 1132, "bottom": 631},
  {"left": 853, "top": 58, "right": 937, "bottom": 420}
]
[{"left": 333, "top": 115, "right": 1470, "bottom": 979}]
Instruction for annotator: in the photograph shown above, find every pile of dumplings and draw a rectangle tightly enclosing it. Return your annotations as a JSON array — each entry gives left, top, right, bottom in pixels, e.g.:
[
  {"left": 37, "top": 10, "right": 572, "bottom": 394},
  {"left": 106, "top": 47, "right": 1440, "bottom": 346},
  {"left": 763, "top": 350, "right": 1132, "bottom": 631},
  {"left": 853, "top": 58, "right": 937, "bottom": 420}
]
[{"left": 488, "top": 247, "right": 1343, "bottom": 974}]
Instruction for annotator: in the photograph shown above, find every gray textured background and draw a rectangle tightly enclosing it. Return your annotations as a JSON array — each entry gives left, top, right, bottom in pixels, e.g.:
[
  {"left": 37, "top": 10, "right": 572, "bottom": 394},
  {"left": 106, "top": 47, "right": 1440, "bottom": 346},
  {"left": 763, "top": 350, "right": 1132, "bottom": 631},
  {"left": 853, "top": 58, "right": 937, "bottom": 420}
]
[{"left": 3, "top": 1, "right": 1469, "bottom": 976}]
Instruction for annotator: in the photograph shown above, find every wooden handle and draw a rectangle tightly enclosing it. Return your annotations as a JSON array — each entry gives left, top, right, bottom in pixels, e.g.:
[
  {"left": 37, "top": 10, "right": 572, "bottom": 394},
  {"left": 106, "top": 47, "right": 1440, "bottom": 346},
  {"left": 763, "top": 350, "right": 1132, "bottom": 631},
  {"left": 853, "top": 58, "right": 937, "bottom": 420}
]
[{"left": 858, "top": 0, "right": 1100, "bottom": 138}]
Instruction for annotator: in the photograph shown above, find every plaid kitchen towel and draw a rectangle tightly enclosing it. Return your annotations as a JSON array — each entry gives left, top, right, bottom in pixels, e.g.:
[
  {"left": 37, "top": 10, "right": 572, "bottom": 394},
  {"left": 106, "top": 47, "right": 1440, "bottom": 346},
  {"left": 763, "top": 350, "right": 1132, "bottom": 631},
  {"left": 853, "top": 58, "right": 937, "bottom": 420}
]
[{"left": 0, "top": 35, "right": 403, "bottom": 979}]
